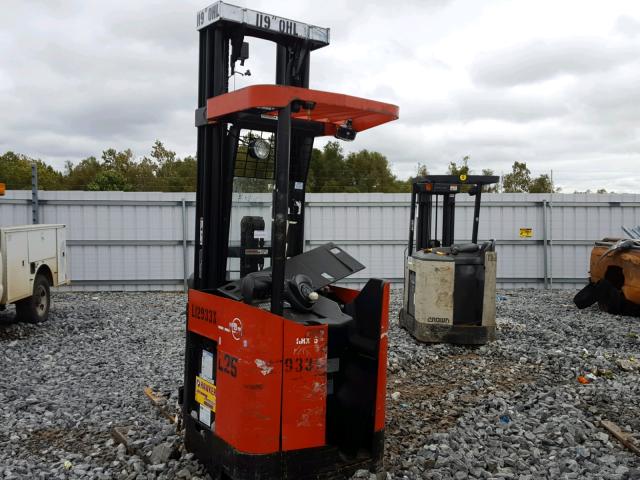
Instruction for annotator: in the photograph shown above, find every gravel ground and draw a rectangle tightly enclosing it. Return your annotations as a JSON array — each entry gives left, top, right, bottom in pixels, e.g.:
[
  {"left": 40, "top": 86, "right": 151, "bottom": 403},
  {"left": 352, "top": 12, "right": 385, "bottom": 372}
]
[{"left": 1, "top": 289, "right": 639, "bottom": 479}]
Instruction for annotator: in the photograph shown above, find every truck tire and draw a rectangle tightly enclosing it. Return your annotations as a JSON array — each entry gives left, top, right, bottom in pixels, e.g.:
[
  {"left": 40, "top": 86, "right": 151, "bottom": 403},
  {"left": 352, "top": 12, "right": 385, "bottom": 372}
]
[
  {"left": 16, "top": 274, "right": 51, "bottom": 323},
  {"left": 574, "top": 282, "right": 598, "bottom": 309}
]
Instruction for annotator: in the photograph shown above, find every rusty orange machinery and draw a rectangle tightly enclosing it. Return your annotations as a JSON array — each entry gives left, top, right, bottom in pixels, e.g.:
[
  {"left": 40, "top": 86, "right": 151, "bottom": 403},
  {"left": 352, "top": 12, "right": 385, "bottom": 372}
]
[{"left": 589, "top": 241, "right": 640, "bottom": 304}]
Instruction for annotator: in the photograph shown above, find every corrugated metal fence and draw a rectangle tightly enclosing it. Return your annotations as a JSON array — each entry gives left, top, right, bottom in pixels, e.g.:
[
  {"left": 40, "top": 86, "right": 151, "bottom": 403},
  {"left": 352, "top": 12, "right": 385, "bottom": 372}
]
[{"left": 1, "top": 190, "right": 639, "bottom": 291}]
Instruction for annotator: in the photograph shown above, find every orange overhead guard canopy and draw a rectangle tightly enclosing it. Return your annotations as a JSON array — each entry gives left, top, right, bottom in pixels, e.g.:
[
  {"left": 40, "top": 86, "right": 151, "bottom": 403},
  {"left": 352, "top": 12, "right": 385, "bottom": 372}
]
[{"left": 206, "top": 84, "right": 399, "bottom": 136}]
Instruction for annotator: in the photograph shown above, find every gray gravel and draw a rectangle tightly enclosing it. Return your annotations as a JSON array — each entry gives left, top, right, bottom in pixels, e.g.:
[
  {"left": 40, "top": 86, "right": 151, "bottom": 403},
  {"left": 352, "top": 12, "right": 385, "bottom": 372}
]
[
  {"left": 386, "top": 290, "right": 640, "bottom": 479},
  {"left": 1, "top": 289, "right": 639, "bottom": 479}
]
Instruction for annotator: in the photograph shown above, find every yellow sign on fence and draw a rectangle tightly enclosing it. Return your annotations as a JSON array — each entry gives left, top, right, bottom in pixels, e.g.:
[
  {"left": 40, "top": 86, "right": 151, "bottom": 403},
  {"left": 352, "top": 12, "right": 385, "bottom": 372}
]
[{"left": 519, "top": 228, "right": 533, "bottom": 238}]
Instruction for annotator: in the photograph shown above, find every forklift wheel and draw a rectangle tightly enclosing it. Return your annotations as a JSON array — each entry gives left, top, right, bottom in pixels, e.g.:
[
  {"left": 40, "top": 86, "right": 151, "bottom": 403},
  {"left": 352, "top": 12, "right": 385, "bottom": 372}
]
[{"left": 16, "top": 274, "right": 51, "bottom": 323}]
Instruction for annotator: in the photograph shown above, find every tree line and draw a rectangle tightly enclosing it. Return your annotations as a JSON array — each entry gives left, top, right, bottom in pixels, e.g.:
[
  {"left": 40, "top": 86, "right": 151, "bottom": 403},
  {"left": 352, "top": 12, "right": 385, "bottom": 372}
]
[
  {"left": 0, "top": 142, "right": 197, "bottom": 192},
  {"left": 0, "top": 140, "right": 568, "bottom": 193}
]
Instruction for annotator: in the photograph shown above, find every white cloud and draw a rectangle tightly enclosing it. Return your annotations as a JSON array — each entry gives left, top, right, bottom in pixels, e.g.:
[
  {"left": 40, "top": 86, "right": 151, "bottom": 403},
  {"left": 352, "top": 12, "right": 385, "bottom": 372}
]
[
  {"left": 1, "top": 0, "right": 640, "bottom": 192},
  {"left": 470, "top": 38, "right": 640, "bottom": 87}
]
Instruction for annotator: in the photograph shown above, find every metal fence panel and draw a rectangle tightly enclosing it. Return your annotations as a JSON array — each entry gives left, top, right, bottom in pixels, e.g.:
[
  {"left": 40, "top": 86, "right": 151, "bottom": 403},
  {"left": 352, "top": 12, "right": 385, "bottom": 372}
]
[{"left": 1, "top": 190, "right": 639, "bottom": 291}]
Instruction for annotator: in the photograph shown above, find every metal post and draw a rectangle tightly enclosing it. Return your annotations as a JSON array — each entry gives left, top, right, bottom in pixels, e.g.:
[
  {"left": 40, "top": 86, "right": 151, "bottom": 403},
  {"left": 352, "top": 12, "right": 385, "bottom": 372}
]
[
  {"left": 442, "top": 193, "right": 451, "bottom": 246},
  {"left": 408, "top": 190, "right": 416, "bottom": 255},
  {"left": 434, "top": 195, "right": 439, "bottom": 245},
  {"left": 423, "top": 194, "right": 432, "bottom": 249},
  {"left": 271, "top": 103, "right": 292, "bottom": 316},
  {"left": 443, "top": 194, "right": 456, "bottom": 246},
  {"left": 471, "top": 190, "right": 482, "bottom": 244},
  {"left": 542, "top": 200, "right": 548, "bottom": 289},
  {"left": 193, "top": 26, "right": 229, "bottom": 291},
  {"left": 31, "top": 163, "right": 39, "bottom": 224},
  {"left": 549, "top": 199, "right": 554, "bottom": 288},
  {"left": 182, "top": 199, "right": 189, "bottom": 293}
]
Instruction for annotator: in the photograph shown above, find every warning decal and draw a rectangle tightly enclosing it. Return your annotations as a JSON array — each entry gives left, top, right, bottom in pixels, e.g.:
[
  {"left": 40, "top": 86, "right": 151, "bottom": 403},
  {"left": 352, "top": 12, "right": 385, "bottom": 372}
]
[
  {"left": 519, "top": 228, "right": 533, "bottom": 238},
  {"left": 195, "top": 375, "right": 217, "bottom": 412}
]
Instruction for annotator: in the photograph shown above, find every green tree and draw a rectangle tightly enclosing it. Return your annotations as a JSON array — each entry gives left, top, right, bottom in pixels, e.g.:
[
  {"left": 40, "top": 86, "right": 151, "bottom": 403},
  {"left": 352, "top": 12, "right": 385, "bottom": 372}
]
[
  {"left": 63, "top": 142, "right": 183, "bottom": 192},
  {"left": 416, "top": 163, "right": 429, "bottom": 177},
  {"left": 63, "top": 156, "right": 101, "bottom": 190},
  {"left": 156, "top": 155, "right": 198, "bottom": 192},
  {"left": 146, "top": 141, "right": 197, "bottom": 192},
  {"left": 447, "top": 155, "right": 470, "bottom": 177},
  {"left": 0, "top": 151, "right": 64, "bottom": 190},
  {"left": 307, "top": 141, "right": 350, "bottom": 192},
  {"left": 343, "top": 150, "right": 406, "bottom": 192},
  {"left": 448, "top": 156, "right": 476, "bottom": 192},
  {"left": 503, "top": 161, "right": 554, "bottom": 193},
  {"left": 149, "top": 140, "right": 176, "bottom": 165},
  {"left": 3, "top": 140, "right": 412, "bottom": 194},
  {"left": 87, "top": 170, "right": 131, "bottom": 191},
  {"left": 306, "top": 142, "right": 408, "bottom": 193},
  {"left": 101, "top": 147, "right": 158, "bottom": 191},
  {"left": 400, "top": 163, "right": 430, "bottom": 191},
  {"left": 481, "top": 168, "right": 499, "bottom": 193},
  {"left": 502, "top": 161, "right": 532, "bottom": 193},
  {"left": 528, "top": 174, "right": 553, "bottom": 193}
]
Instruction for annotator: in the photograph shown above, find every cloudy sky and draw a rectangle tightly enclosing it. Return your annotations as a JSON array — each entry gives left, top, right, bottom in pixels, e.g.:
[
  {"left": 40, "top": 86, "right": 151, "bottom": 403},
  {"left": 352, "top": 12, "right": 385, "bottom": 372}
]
[{"left": 2, "top": 0, "right": 640, "bottom": 192}]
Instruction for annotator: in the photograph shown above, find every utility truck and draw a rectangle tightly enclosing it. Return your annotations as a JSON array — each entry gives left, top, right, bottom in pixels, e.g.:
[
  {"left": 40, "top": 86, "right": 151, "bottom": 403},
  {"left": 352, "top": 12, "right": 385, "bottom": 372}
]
[{"left": 0, "top": 184, "right": 69, "bottom": 323}]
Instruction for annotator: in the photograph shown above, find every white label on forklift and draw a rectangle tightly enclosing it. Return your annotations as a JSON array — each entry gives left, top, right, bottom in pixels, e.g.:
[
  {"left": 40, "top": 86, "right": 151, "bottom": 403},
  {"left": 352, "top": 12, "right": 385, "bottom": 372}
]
[
  {"left": 201, "top": 350, "right": 214, "bottom": 381},
  {"left": 294, "top": 182, "right": 304, "bottom": 190},
  {"left": 253, "top": 230, "right": 266, "bottom": 239},
  {"left": 199, "top": 404, "right": 211, "bottom": 426},
  {"left": 196, "top": 2, "right": 331, "bottom": 46}
]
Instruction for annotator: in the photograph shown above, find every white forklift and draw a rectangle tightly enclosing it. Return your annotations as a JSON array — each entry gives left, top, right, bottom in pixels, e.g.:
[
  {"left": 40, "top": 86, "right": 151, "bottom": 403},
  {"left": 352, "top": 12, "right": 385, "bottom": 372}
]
[
  {"left": 399, "top": 175, "right": 499, "bottom": 345},
  {"left": 0, "top": 183, "right": 70, "bottom": 322}
]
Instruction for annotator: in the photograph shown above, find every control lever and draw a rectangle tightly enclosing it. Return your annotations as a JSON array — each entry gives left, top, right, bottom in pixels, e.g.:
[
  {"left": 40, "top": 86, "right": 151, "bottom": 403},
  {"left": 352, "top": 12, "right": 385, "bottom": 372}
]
[
  {"left": 284, "top": 274, "right": 318, "bottom": 312},
  {"left": 240, "top": 272, "right": 319, "bottom": 312}
]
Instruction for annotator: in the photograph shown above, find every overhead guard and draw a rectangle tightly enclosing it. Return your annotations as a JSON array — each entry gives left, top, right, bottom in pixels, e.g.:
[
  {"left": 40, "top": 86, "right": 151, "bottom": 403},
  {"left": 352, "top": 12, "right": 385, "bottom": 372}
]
[{"left": 206, "top": 84, "right": 399, "bottom": 135}]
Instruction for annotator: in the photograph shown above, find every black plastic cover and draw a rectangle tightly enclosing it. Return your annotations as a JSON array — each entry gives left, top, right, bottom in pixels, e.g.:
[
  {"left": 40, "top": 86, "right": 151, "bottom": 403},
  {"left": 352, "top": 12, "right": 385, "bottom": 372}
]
[{"left": 218, "top": 242, "right": 364, "bottom": 302}]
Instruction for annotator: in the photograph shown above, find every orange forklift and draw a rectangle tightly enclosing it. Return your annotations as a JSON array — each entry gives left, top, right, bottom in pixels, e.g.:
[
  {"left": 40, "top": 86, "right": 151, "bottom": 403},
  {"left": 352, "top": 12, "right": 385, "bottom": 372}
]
[{"left": 181, "top": 3, "right": 398, "bottom": 479}]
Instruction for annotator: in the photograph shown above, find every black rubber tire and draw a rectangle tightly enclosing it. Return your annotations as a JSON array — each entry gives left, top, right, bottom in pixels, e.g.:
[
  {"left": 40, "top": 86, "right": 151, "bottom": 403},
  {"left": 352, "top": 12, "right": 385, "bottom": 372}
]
[
  {"left": 574, "top": 282, "right": 598, "bottom": 309},
  {"left": 595, "top": 279, "right": 624, "bottom": 314},
  {"left": 16, "top": 274, "right": 51, "bottom": 323}
]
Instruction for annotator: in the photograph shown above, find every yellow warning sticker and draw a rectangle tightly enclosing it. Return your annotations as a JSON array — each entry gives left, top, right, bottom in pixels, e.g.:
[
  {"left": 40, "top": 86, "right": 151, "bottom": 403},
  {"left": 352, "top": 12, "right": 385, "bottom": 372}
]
[
  {"left": 519, "top": 228, "right": 533, "bottom": 238},
  {"left": 195, "top": 375, "right": 216, "bottom": 412}
]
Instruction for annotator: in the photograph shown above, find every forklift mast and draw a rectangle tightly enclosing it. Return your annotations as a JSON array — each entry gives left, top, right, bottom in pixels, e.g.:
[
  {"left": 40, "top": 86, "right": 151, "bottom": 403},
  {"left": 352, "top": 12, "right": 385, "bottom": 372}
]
[
  {"left": 193, "top": 2, "right": 327, "bottom": 295},
  {"left": 408, "top": 175, "right": 500, "bottom": 255}
]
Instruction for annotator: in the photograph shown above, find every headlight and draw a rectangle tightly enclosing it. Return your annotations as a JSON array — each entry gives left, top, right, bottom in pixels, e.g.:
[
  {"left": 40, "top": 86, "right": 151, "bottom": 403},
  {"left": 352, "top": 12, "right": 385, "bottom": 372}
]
[{"left": 248, "top": 139, "right": 270, "bottom": 160}]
